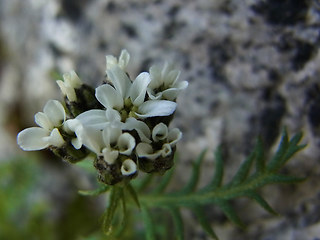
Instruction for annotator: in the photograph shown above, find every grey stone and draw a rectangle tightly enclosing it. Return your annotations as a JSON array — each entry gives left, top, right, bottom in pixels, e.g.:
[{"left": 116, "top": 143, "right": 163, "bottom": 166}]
[{"left": 1, "top": 0, "right": 319, "bottom": 239}]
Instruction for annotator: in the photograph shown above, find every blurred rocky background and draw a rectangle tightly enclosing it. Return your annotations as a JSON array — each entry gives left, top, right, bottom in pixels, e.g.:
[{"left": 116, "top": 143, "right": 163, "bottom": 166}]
[{"left": 0, "top": 0, "right": 319, "bottom": 239}]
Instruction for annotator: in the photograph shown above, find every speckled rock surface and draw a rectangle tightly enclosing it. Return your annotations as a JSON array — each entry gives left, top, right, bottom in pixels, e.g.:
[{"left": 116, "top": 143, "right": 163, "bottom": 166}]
[{"left": 0, "top": 0, "right": 319, "bottom": 239}]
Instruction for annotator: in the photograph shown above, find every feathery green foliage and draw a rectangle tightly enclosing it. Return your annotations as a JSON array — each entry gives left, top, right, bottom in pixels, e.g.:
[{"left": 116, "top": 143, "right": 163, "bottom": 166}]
[{"left": 81, "top": 129, "right": 306, "bottom": 239}]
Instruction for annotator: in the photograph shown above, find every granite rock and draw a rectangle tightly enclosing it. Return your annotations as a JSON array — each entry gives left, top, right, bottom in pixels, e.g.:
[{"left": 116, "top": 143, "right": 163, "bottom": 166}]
[{"left": 0, "top": 0, "right": 319, "bottom": 239}]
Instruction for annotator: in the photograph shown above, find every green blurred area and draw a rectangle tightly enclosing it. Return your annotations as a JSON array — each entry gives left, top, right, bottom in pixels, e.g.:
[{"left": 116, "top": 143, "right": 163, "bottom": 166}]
[
  {"left": 0, "top": 155, "right": 105, "bottom": 240},
  {"left": 0, "top": 153, "right": 177, "bottom": 240}
]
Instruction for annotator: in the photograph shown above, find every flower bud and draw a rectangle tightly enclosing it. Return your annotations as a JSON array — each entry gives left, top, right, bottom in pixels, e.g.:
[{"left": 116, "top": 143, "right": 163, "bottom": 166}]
[
  {"left": 121, "top": 159, "right": 137, "bottom": 176},
  {"left": 64, "top": 84, "right": 102, "bottom": 117},
  {"left": 136, "top": 142, "right": 175, "bottom": 174},
  {"left": 94, "top": 156, "right": 138, "bottom": 185},
  {"left": 94, "top": 156, "right": 123, "bottom": 185},
  {"left": 51, "top": 142, "right": 89, "bottom": 163}
]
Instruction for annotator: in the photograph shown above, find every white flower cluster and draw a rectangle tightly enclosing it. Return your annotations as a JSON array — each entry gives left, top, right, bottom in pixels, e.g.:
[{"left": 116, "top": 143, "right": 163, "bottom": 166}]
[{"left": 17, "top": 50, "right": 188, "bottom": 185}]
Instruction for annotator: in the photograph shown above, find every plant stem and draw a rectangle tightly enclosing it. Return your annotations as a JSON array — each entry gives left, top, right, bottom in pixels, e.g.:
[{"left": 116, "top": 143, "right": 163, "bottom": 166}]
[{"left": 138, "top": 172, "right": 276, "bottom": 207}]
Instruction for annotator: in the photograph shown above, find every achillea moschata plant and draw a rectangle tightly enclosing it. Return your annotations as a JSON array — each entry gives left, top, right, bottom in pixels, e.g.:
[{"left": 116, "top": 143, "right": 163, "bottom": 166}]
[{"left": 17, "top": 50, "right": 306, "bottom": 240}]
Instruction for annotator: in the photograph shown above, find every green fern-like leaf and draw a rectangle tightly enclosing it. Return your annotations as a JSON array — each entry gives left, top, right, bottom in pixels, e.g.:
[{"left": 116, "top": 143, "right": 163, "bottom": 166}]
[
  {"left": 254, "top": 137, "right": 265, "bottom": 173},
  {"left": 124, "top": 182, "right": 141, "bottom": 209},
  {"left": 78, "top": 184, "right": 110, "bottom": 196},
  {"left": 138, "top": 129, "right": 306, "bottom": 239},
  {"left": 203, "top": 146, "right": 224, "bottom": 191},
  {"left": 179, "top": 149, "right": 206, "bottom": 194},
  {"left": 191, "top": 205, "right": 218, "bottom": 239},
  {"left": 166, "top": 207, "right": 184, "bottom": 240},
  {"left": 246, "top": 191, "right": 278, "bottom": 215},
  {"left": 141, "top": 205, "right": 156, "bottom": 240},
  {"left": 215, "top": 200, "right": 245, "bottom": 228},
  {"left": 267, "top": 128, "right": 306, "bottom": 172}
]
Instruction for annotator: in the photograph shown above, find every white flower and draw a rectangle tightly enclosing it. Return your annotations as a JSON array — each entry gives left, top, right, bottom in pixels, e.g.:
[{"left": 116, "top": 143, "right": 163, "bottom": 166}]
[
  {"left": 151, "top": 123, "right": 182, "bottom": 145},
  {"left": 17, "top": 100, "right": 66, "bottom": 150},
  {"left": 96, "top": 65, "right": 177, "bottom": 118},
  {"left": 100, "top": 126, "right": 136, "bottom": 165},
  {"left": 56, "top": 70, "right": 82, "bottom": 102},
  {"left": 64, "top": 118, "right": 105, "bottom": 154},
  {"left": 106, "top": 49, "right": 130, "bottom": 72},
  {"left": 102, "top": 126, "right": 136, "bottom": 157},
  {"left": 63, "top": 118, "right": 89, "bottom": 150},
  {"left": 167, "top": 128, "right": 182, "bottom": 146},
  {"left": 147, "top": 62, "right": 188, "bottom": 101},
  {"left": 117, "top": 132, "right": 136, "bottom": 155},
  {"left": 74, "top": 108, "right": 122, "bottom": 130},
  {"left": 68, "top": 122, "right": 136, "bottom": 165},
  {"left": 100, "top": 126, "right": 122, "bottom": 164},
  {"left": 136, "top": 126, "right": 182, "bottom": 160},
  {"left": 121, "top": 159, "right": 137, "bottom": 176},
  {"left": 152, "top": 122, "right": 168, "bottom": 142},
  {"left": 75, "top": 108, "right": 152, "bottom": 144},
  {"left": 96, "top": 70, "right": 150, "bottom": 110},
  {"left": 122, "top": 117, "right": 151, "bottom": 144},
  {"left": 102, "top": 148, "right": 119, "bottom": 165}
]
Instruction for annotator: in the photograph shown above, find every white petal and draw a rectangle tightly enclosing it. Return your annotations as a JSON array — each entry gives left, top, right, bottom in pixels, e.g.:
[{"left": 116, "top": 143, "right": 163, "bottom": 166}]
[
  {"left": 35, "top": 112, "right": 53, "bottom": 130},
  {"left": 118, "top": 49, "right": 130, "bottom": 70},
  {"left": 162, "top": 81, "right": 188, "bottom": 101},
  {"left": 176, "top": 80, "right": 189, "bottom": 89},
  {"left": 95, "top": 84, "right": 123, "bottom": 110},
  {"left": 117, "top": 133, "right": 135, "bottom": 155},
  {"left": 121, "top": 159, "right": 137, "bottom": 176},
  {"left": 17, "top": 127, "right": 50, "bottom": 151},
  {"left": 58, "top": 82, "right": 77, "bottom": 101},
  {"left": 106, "top": 50, "right": 130, "bottom": 71},
  {"left": 164, "top": 69, "right": 180, "bottom": 87},
  {"left": 106, "top": 66, "right": 131, "bottom": 98},
  {"left": 149, "top": 65, "right": 162, "bottom": 89},
  {"left": 136, "top": 100, "right": 177, "bottom": 118},
  {"left": 146, "top": 88, "right": 162, "bottom": 100},
  {"left": 161, "top": 143, "right": 172, "bottom": 157},
  {"left": 57, "top": 72, "right": 80, "bottom": 102},
  {"left": 43, "top": 100, "right": 66, "bottom": 127},
  {"left": 161, "top": 62, "right": 174, "bottom": 80},
  {"left": 63, "top": 119, "right": 81, "bottom": 133},
  {"left": 76, "top": 109, "right": 108, "bottom": 129},
  {"left": 56, "top": 80, "right": 68, "bottom": 97},
  {"left": 105, "top": 108, "right": 122, "bottom": 126},
  {"left": 80, "top": 127, "right": 104, "bottom": 153},
  {"left": 123, "top": 117, "right": 151, "bottom": 143},
  {"left": 44, "top": 128, "right": 65, "bottom": 147},
  {"left": 71, "top": 138, "right": 82, "bottom": 149},
  {"left": 63, "top": 119, "right": 84, "bottom": 149},
  {"left": 129, "top": 72, "right": 151, "bottom": 106},
  {"left": 63, "top": 70, "right": 82, "bottom": 89},
  {"left": 66, "top": 120, "right": 104, "bottom": 153},
  {"left": 106, "top": 55, "right": 118, "bottom": 70},
  {"left": 136, "top": 142, "right": 161, "bottom": 160},
  {"left": 136, "top": 142, "right": 171, "bottom": 159},
  {"left": 102, "top": 148, "right": 119, "bottom": 165},
  {"left": 160, "top": 89, "right": 179, "bottom": 101},
  {"left": 102, "top": 125, "right": 122, "bottom": 147},
  {"left": 168, "top": 128, "right": 182, "bottom": 146},
  {"left": 152, "top": 123, "right": 168, "bottom": 142}
]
